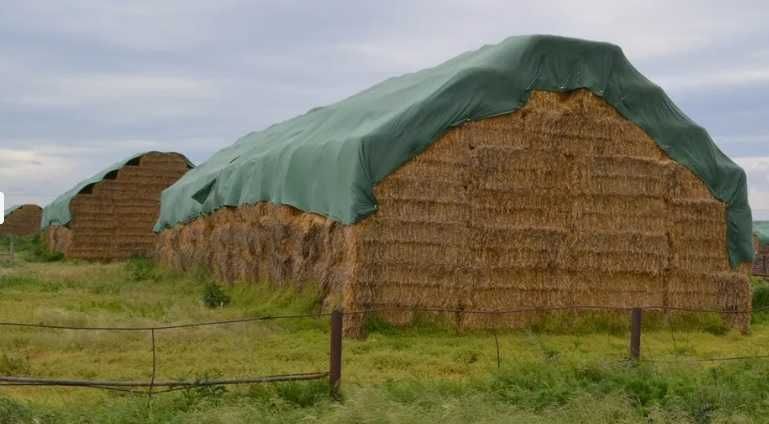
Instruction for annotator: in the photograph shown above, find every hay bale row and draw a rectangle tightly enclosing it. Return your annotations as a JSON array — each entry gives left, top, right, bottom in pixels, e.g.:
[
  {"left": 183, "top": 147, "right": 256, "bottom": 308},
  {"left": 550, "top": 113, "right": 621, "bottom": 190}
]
[
  {"left": 348, "top": 90, "right": 749, "bottom": 333},
  {"left": 754, "top": 234, "right": 769, "bottom": 275},
  {"left": 157, "top": 90, "right": 751, "bottom": 335},
  {"left": 0, "top": 204, "right": 42, "bottom": 237},
  {"left": 45, "top": 152, "right": 191, "bottom": 261},
  {"left": 156, "top": 204, "right": 357, "bottom": 310}
]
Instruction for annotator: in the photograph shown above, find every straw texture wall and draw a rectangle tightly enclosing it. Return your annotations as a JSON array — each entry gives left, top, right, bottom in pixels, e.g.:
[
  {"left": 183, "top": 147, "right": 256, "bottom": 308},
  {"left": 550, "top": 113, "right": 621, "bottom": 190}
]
[
  {"left": 156, "top": 90, "right": 751, "bottom": 335},
  {"left": 45, "top": 152, "right": 191, "bottom": 261},
  {"left": 0, "top": 205, "right": 42, "bottom": 237},
  {"left": 156, "top": 204, "right": 357, "bottom": 309},
  {"left": 755, "top": 235, "right": 769, "bottom": 275}
]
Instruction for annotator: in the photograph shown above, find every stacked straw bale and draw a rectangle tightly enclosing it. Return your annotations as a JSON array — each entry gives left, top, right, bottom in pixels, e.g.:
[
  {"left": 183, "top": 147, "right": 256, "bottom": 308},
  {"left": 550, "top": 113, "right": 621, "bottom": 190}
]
[
  {"left": 755, "top": 235, "right": 769, "bottom": 275},
  {"left": 46, "top": 152, "right": 191, "bottom": 261},
  {"left": 0, "top": 205, "right": 42, "bottom": 237},
  {"left": 156, "top": 204, "right": 356, "bottom": 297},
  {"left": 156, "top": 90, "right": 752, "bottom": 335}
]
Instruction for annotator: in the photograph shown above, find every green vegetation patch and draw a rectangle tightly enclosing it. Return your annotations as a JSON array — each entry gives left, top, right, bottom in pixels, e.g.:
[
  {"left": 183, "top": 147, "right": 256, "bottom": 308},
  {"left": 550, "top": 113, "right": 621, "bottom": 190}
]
[{"left": 0, "top": 257, "right": 768, "bottom": 422}]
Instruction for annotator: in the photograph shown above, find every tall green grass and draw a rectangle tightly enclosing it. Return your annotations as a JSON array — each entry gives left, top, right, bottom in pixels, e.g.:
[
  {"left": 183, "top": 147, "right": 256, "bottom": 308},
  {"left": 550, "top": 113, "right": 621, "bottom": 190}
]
[
  {"left": 3, "top": 360, "right": 769, "bottom": 423},
  {"left": 752, "top": 277, "right": 769, "bottom": 326},
  {"left": 0, "top": 234, "right": 63, "bottom": 264},
  {"left": 1, "top": 254, "right": 769, "bottom": 422}
]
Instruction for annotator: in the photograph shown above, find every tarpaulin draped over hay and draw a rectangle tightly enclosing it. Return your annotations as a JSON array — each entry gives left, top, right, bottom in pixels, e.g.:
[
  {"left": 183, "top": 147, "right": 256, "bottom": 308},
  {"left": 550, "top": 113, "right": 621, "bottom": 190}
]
[
  {"left": 42, "top": 151, "right": 195, "bottom": 229},
  {"left": 154, "top": 34, "right": 753, "bottom": 267},
  {"left": 158, "top": 90, "right": 752, "bottom": 335},
  {"left": 43, "top": 152, "right": 193, "bottom": 261}
]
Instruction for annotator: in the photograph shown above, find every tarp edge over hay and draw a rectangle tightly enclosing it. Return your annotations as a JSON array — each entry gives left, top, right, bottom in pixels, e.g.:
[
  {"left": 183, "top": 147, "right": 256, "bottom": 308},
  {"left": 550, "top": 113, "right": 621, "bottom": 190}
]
[
  {"left": 154, "top": 34, "right": 753, "bottom": 267},
  {"left": 42, "top": 151, "right": 194, "bottom": 229}
]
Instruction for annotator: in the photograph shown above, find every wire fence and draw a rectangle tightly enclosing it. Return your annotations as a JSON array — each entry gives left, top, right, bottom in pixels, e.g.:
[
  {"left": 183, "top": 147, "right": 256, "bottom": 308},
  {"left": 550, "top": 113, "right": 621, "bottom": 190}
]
[
  {"left": 2, "top": 305, "right": 769, "bottom": 403},
  {"left": 0, "top": 311, "right": 334, "bottom": 398}
]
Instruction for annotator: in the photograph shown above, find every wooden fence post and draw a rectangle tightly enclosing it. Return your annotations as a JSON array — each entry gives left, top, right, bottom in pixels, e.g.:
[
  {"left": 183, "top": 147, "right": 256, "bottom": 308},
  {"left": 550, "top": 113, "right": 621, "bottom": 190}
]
[
  {"left": 329, "top": 309, "right": 343, "bottom": 399},
  {"left": 9, "top": 235, "right": 15, "bottom": 262},
  {"left": 629, "top": 308, "right": 642, "bottom": 360}
]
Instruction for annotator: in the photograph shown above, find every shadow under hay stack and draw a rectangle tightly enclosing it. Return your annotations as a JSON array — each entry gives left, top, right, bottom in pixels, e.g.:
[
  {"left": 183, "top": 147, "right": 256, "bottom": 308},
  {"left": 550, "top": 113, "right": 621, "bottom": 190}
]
[
  {"left": 154, "top": 35, "right": 754, "bottom": 336},
  {"left": 1, "top": 204, "right": 42, "bottom": 237},
  {"left": 42, "top": 152, "right": 193, "bottom": 261}
]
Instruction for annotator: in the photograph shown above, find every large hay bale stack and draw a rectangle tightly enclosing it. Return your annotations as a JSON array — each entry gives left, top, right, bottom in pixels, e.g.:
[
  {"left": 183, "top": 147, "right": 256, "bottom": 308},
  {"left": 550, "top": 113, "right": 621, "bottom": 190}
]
[
  {"left": 354, "top": 90, "right": 750, "bottom": 331},
  {"left": 42, "top": 152, "right": 192, "bottom": 261},
  {"left": 1, "top": 204, "right": 42, "bottom": 237},
  {"left": 155, "top": 36, "right": 754, "bottom": 336}
]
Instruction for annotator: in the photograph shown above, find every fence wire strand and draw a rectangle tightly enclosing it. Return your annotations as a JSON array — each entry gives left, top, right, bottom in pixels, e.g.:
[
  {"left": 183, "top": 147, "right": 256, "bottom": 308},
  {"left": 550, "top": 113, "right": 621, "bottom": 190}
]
[{"left": 0, "top": 312, "right": 330, "bottom": 332}]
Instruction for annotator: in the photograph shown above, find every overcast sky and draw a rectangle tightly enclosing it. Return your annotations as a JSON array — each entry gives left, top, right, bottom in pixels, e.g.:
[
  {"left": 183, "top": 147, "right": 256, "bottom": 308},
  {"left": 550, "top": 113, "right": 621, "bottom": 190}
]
[{"left": 1, "top": 0, "right": 768, "bottom": 219}]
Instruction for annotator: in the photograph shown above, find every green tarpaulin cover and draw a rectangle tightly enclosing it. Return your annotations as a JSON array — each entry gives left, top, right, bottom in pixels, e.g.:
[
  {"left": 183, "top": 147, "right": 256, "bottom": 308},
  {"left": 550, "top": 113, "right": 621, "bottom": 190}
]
[
  {"left": 41, "top": 152, "right": 194, "bottom": 229},
  {"left": 154, "top": 35, "right": 753, "bottom": 267},
  {"left": 756, "top": 222, "right": 769, "bottom": 249}
]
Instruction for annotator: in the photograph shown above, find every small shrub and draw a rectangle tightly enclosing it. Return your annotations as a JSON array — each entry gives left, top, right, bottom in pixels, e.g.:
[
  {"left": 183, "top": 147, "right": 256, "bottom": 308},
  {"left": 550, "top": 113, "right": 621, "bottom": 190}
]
[
  {"left": 177, "top": 370, "right": 228, "bottom": 410},
  {"left": 202, "top": 283, "right": 231, "bottom": 308},
  {"left": 125, "top": 256, "right": 159, "bottom": 281},
  {"left": 275, "top": 380, "right": 328, "bottom": 407},
  {"left": 25, "top": 235, "right": 64, "bottom": 262},
  {"left": 31, "top": 247, "right": 64, "bottom": 263}
]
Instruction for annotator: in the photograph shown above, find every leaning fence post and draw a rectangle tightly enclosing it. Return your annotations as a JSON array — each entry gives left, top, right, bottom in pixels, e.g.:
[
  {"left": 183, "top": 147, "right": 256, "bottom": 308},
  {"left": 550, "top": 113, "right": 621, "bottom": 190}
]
[
  {"left": 629, "top": 308, "right": 642, "bottom": 360},
  {"left": 329, "top": 309, "right": 343, "bottom": 399}
]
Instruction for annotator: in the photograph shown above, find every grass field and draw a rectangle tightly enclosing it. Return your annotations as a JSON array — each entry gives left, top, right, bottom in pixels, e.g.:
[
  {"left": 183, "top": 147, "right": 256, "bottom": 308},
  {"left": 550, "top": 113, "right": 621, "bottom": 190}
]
[{"left": 1, "top": 237, "right": 769, "bottom": 423}]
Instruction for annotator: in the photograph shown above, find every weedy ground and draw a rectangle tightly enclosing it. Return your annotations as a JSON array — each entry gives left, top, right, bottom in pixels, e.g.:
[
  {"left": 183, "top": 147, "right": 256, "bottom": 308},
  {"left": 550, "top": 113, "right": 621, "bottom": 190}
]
[{"left": 1, "top": 236, "right": 769, "bottom": 423}]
